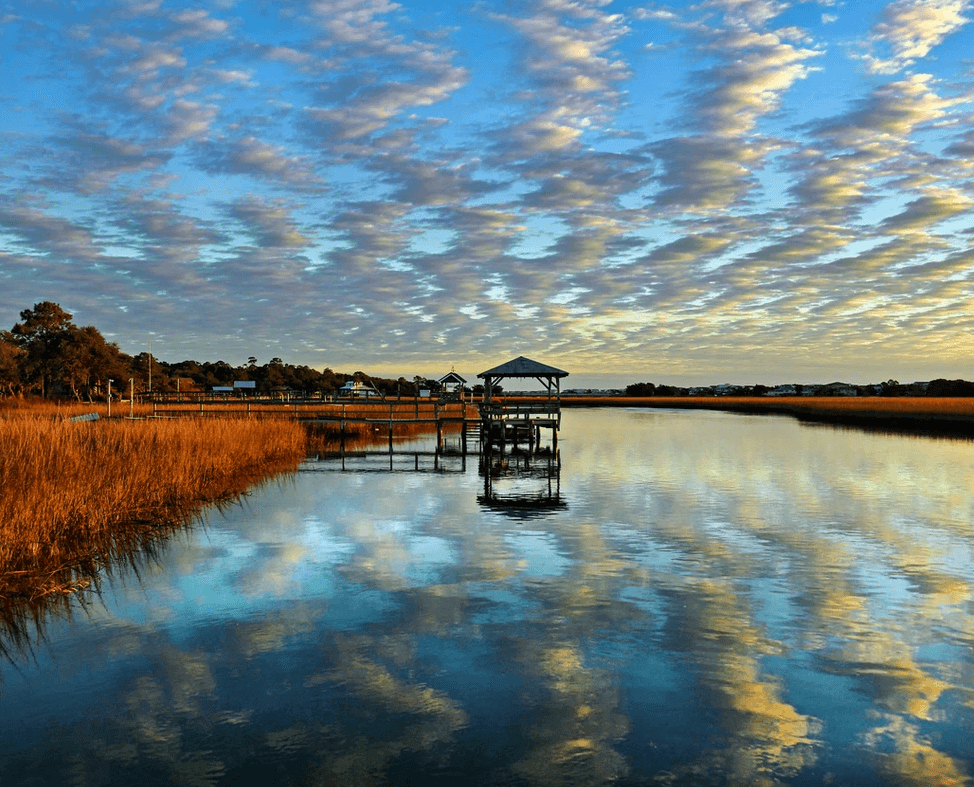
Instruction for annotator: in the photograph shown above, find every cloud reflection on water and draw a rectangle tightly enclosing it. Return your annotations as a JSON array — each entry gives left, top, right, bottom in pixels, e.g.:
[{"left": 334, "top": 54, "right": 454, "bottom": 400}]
[{"left": 1, "top": 409, "right": 973, "bottom": 785}]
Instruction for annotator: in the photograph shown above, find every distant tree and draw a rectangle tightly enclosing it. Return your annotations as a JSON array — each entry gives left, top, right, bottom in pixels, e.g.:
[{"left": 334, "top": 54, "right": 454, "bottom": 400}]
[
  {"left": 61, "top": 325, "right": 131, "bottom": 400},
  {"left": 11, "top": 301, "right": 76, "bottom": 396},
  {"left": 625, "top": 382, "right": 656, "bottom": 396},
  {"left": 201, "top": 360, "right": 235, "bottom": 386},
  {"left": 655, "top": 385, "right": 683, "bottom": 397},
  {"left": 397, "top": 376, "right": 418, "bottom": 396},
  {"left": 880, "top": 379, "right": 904, "bottom": 396},
  {"left": 0, "top": 330, "right": 23, "bottom": 396},
  {"left": 926, "top": 378, "right": 974, "bottom": 397}
]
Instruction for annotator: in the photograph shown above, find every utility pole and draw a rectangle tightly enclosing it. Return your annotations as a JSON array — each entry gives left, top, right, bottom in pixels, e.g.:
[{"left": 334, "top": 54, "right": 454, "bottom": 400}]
[
  {"left": 148, "top": 339, "right": 152, "bottom": 394},
  {"left": 107, "top": 379, "right": 112, "bottom": 419},
  {"left": 129, "top": 378, "right": 134, "bottom": 419}
]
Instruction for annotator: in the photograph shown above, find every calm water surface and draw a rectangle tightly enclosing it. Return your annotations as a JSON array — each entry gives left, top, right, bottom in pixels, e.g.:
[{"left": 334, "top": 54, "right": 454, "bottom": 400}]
[{"left": 3, "top": 408, "right": 974, "bottom": 786}]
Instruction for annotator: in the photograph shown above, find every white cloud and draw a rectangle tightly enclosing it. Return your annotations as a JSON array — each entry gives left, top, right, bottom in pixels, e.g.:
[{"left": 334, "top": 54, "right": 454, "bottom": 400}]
[{"left": 864, "top": 0, "right": 972, "bottom": 74}]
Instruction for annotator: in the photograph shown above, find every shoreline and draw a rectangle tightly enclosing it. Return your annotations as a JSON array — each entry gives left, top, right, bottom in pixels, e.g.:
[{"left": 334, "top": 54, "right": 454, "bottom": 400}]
[{"left": 545, "top": 396, "right": 974, "bottom": 436}]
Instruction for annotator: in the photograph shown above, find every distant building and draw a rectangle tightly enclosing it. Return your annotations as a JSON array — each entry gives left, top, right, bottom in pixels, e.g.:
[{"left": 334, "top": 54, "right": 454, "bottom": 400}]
[
  {"left": 819, "top": 382, "right": 858, "bottom": 397},
  {"left": 437, "top": 370, "right": 467, "bottom": 399},
  {"left": 767, "top": 384, "right": 798, "bottom": 397},
  {"left": 337, "top": 380, "right": 382, "bottom": 399}
]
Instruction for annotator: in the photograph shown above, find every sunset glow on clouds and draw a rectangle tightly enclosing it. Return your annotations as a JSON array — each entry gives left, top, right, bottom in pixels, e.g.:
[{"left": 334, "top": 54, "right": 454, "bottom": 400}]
[{"left": 1, "top": 0, "right": 973, "bottom": 384}]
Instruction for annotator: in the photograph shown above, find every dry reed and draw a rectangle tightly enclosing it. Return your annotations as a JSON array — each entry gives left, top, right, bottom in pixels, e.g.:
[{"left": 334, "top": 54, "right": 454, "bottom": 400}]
[
  {"left": 556, "top": 395, "right": 974, "bottom": 420},
  {"left": 0, "top": 416, "right": 308, "bottom": 600}
]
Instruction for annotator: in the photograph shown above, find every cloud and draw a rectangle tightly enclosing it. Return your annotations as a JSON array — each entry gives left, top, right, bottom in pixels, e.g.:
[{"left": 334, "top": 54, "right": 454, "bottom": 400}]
[
  {"left": 226, "top": 196, "right": 315, "bottom": 249},
  {"left": 2, "top": 0, "right": 974, "bottom": 381},
  {"left": 195, "top": 135, "right": 323, "bottom": 187},
  {"left": 170, "top": 9, "right": 231, "bottom": 39},
  {"left": 639, "top": 4, "right": 821, "bottom": 214},
  {"left": 862, "top": 0, "right": 972, "bottom": 74},
  {"left": 300, "top": 0, "right": 468, "bottom": 142}
]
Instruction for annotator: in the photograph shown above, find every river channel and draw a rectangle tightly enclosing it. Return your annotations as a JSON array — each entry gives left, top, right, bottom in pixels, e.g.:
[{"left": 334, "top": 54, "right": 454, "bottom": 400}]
[{"left": 2, "top": 407, "right": 973, "bottom": 785}]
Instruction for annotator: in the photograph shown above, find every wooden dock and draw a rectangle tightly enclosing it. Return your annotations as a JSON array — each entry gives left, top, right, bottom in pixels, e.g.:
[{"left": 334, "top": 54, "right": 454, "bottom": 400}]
[
  {"left": 151, "top": 350, "right": 572, "bottom": 459},
  {"left": 479, "top": 401, "right": 561, "bottom": 453}
]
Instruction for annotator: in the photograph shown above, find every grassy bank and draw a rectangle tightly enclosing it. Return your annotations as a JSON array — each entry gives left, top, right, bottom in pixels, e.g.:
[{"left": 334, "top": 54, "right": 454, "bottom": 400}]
[{"left": 0, "top": 416, "right": 308, "bottom": 600}]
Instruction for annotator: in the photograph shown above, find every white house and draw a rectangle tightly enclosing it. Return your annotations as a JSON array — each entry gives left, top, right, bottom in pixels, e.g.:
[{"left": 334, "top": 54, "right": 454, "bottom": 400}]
[{"left": 337, "top": 380, "right": 382, "bottom": 399}]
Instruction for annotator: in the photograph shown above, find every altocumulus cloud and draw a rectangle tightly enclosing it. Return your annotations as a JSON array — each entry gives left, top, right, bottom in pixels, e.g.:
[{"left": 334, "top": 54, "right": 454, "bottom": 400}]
[{"left": 0, "top": 0, "right": 973, "bottom": 384}]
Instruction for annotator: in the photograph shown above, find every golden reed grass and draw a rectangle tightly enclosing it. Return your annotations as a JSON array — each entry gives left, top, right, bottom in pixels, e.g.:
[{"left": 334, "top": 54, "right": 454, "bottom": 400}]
[
  {"left": 0, "top": 415, "right": 308, "bottom": 600},
  {"left": 555, "top": 395, "right": 974, "bottom": 420},
  {"left": 155, "top": 399, "right": 472, "bottom": 420}
]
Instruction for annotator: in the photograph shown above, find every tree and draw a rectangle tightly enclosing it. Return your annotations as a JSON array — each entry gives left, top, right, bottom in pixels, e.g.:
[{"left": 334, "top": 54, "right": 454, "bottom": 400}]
[
  {"left": 0, "top": 330, "right": 23, "bottom": 396},
  {"left": 11, "top": 301, "right": 77, "bottom": 396},
  {"left": 626, "top": 382, "right": 656, "bottom": 396},
  {"left": 61, "top": 325, "right": 130, "bottom": 400}
]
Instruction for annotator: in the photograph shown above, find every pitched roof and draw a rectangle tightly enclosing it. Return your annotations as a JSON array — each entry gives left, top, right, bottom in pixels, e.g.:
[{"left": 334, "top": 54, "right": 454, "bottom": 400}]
[
  {"left": 438, "top": 371, "right": 467, "bottom": 384},
  {"left": 477, "top": 356, "right": 569, "bottom": 379}
]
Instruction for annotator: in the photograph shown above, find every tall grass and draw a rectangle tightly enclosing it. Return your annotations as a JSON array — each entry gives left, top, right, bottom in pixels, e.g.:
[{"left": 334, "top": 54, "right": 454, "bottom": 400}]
[
  {"left": 558, "top": 395, "right": 974, "bottom": 420},
  {"left": 0, "top": 416, "right": 308, "bottom": 600}
]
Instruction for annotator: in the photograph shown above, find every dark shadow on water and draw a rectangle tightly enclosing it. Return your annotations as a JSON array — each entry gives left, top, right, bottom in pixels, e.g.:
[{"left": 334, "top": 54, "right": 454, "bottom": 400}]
[{"left": 795, "top": 413, "right": 974, "bottom": 441}]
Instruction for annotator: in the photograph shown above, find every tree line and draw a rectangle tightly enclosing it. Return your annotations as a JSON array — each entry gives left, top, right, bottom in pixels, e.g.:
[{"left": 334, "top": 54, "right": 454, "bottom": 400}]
[
  {"left": 625, "top": 379, "right": 974, "bottom": 397},
  {"left": 0, "top": 301, "right": 440, "bottom": 400}
]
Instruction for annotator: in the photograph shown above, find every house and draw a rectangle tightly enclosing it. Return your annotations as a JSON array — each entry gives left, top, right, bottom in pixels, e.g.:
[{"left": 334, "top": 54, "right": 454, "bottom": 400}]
[{"left": 336, "top": 380, "right": 382, "bottom": 399}]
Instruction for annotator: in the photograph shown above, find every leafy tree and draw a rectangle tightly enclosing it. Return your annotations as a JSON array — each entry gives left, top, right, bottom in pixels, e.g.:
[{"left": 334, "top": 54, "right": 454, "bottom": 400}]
[
  {"left": 0, "top": 330, "right": 23, "bottom": 396},
  {"left": 625, "top": 382, "right": 656, "bottom": 396},
  {"left": 11, "top": 302, "right": 77, "bottom": 396},
  {"left": 61, "top": 325, "right": 131, "bottom": 400},
  {"left": 926, "top": 378, "right": 974, "bottom": 397}
]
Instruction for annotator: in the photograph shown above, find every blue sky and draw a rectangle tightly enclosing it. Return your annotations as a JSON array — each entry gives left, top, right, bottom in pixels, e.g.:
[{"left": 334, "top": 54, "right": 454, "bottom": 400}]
[{"left": 1, "top": 0, "right": 973, "bottom": 386}]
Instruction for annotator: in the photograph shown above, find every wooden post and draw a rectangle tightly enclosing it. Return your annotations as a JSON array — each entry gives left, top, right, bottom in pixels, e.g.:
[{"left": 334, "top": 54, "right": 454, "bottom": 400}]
[{"left": 436, "top": 419, "right": 442, "bottom": 454}]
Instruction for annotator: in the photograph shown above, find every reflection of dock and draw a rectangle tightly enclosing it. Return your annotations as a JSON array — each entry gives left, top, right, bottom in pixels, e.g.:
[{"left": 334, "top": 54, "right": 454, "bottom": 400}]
[
  {"left": 478, "top": 448, "right": 564, "bottom": 515},
  {"left": 309, "top": 448, "right": 471, "bottom": 473}
]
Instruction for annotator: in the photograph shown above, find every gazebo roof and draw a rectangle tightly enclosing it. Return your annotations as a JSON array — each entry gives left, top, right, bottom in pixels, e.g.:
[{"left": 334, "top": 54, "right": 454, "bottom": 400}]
[
  {"left": 477, "top": 356, "right": 569, "bottom": 379},
  {"left": 438, "top": 371, "right": 467, "bottom": 384}
]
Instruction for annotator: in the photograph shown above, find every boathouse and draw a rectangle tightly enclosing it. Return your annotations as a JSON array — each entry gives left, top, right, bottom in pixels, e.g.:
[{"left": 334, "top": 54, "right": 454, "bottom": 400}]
[{"left": 477, "top": 356, "right": 569, "bottom": 452}]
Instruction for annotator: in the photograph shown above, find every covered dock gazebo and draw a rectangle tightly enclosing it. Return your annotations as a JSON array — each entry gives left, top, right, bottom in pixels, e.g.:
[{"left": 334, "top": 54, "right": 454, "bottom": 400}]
[
  {"left": 477, "top": 356, "right": 569, "bottom": 404},
  {"left": 476, "top": 356, "right": 569, "bottom": 452}
]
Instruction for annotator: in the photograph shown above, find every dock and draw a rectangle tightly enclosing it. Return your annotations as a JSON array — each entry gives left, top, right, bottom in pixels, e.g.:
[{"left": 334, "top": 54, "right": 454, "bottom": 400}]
[
  {"left": 148, "top": 355, "right": 569, "bottom": 459},
  {"left": 476, "top": 356, "right": 568, "bottom": 454}
]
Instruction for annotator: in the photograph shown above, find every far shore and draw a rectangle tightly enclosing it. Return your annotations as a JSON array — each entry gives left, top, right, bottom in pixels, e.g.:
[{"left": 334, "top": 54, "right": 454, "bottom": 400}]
[{"left": 510, "top": 395, "right": 974, "bottom": 433}]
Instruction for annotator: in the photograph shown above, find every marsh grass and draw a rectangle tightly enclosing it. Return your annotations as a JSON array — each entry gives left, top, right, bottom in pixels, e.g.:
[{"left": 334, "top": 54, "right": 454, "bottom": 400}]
[
  {"left": 155, "top": 399, "right": 472, "bottom": 422},
  {"left": 557, "top": 395, "right": 974, "bottom": 420},
  {"left": 304, "top": 417, "right": 459, "bottom": 455},
  {"left": 0, "top": 415, "right": 308, "bottom": 602},
  {"left": 0, "top": 396, "right": 153, "bottom": 420}
]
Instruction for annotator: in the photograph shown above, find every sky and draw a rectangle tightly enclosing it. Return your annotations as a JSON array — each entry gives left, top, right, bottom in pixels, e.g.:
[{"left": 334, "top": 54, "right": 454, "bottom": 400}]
[{"left": 1, "top": 0, "right": 973, "bottom": 387}]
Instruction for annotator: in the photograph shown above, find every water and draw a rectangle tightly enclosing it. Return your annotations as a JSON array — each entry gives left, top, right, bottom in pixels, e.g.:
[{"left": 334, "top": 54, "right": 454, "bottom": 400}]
[{"left": 3, "top": 408, "right": 974, "bottom": 786}]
